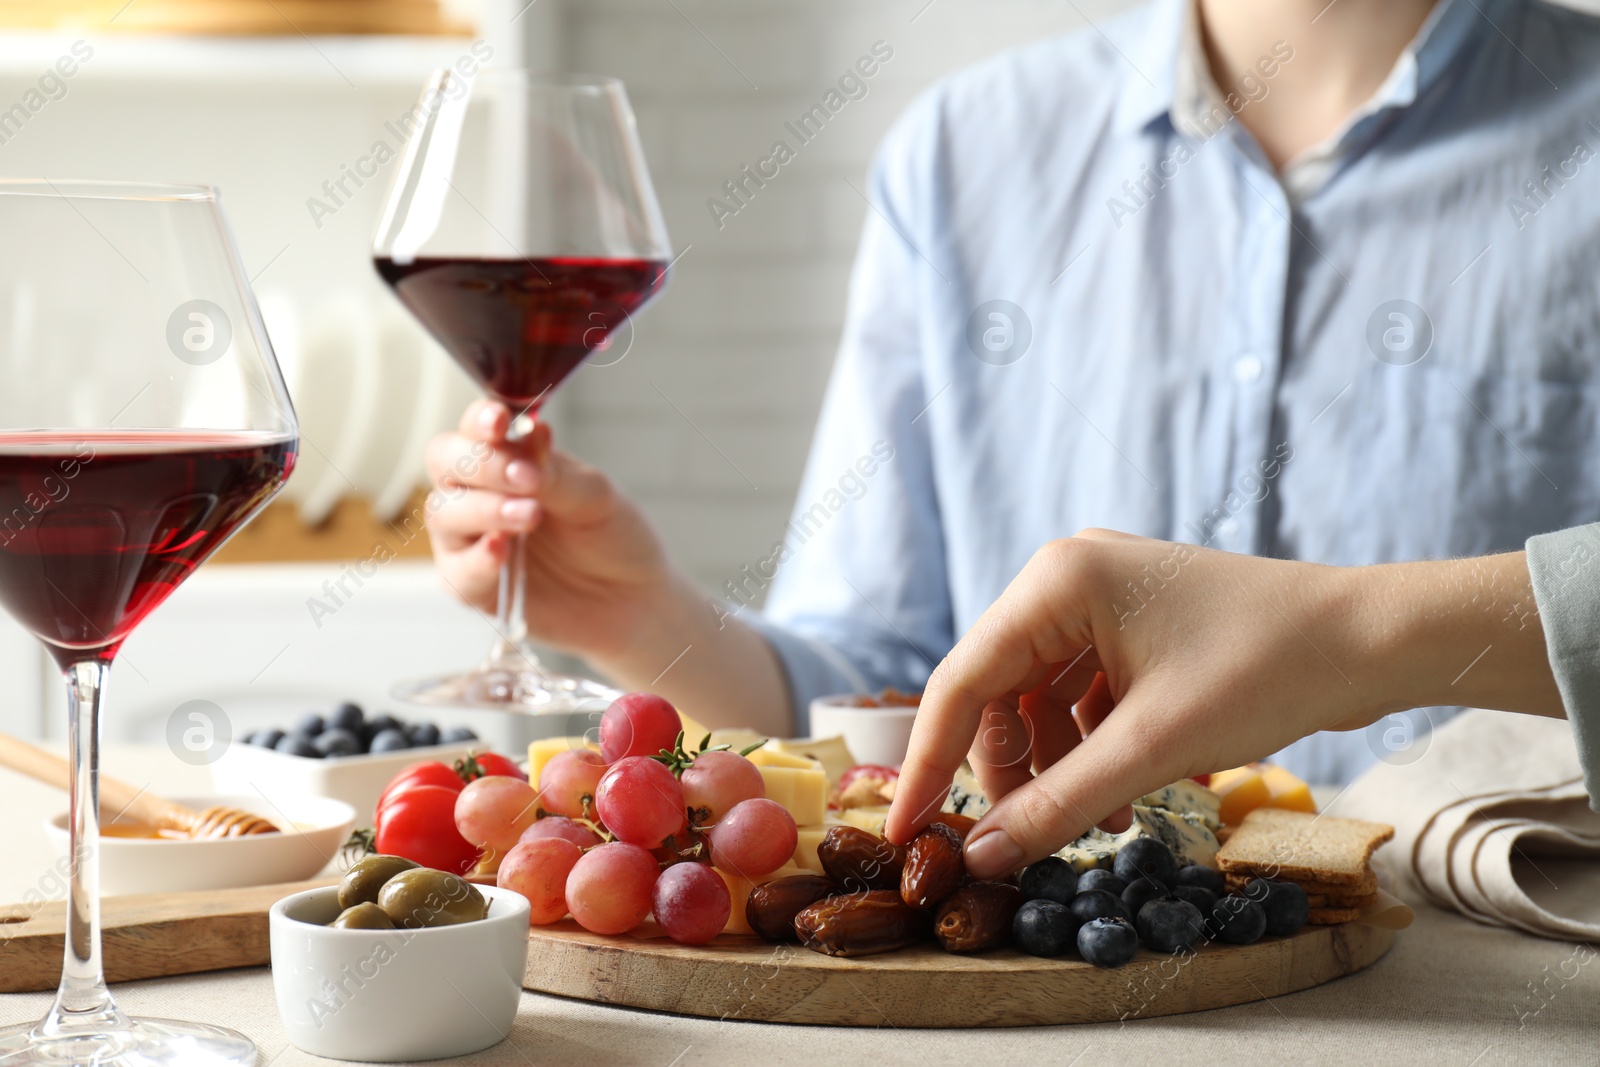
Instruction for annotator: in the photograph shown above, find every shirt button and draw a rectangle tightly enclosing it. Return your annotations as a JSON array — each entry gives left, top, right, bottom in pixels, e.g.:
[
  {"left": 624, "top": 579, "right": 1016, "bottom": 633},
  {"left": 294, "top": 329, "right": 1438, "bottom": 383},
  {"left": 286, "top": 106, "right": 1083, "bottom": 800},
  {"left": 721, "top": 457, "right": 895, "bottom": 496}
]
[{"left": 1233, "top": 355, "right": 1264, "bottom": 383}]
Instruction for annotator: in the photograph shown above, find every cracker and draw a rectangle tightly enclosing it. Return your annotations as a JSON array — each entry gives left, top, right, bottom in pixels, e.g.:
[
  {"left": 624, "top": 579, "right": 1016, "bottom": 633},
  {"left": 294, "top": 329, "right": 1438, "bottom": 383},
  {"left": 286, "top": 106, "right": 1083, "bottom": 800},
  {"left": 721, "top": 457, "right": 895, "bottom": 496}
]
[
  {"left": 1306, "top": 891, "right": 1376, "bottom": 910},
  {"left": 1225, "top": 867, "right": 1378, "bottom": 897},
  {"left": 1215, "top": 809, "right": 1393, "bottom": 886}
]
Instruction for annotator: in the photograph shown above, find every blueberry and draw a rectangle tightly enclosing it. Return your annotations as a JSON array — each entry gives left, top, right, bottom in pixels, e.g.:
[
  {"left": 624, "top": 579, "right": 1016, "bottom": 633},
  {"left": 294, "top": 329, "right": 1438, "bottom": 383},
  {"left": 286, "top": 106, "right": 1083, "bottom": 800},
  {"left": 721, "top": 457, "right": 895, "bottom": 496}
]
[
  {"left": 1012, "top": 899, "right": 1078, "bottom": 957},
  {"left": 1018, "top": 857, "right": 1078, "bottom": 906},
  {"left": 440, "top": 726, "right": 478, "bottom": 744},
  {"left": 407, "top": 722, "right": 441, "bottom": 747},
  {"left": 1077, "top": 916, "right": 1139, "bottom": 968},
  {"left": 1174, "top": 864, "right": 1225, "bottom": 896},
  {"left": 313, "top": 727, "right": 361, "bottom": 758},
  {"left": 294, "top": 711, "right": 326, "bottom": 737},
  {"left": 253, "top": 728, "right": 285, "bottom": 749},
  {"left": 1121, "top": 876, "right": 1169, "bottom": 919},
  {"left": 369, "top": 728, "right": 411, "bottom": 754},
  {"left": 1113, "top": 837, "right": 1178, "bottom": 886},
  {"left": 1068, "top": 888, "right": 1128, "bottom": 925},
  {"left": 1170, "top": 885, "right": 1218, "bottom": 914},
  {"left": 1136, "top": 898, "right": 1206, "bottom": 953},
  {"left": 1208, "top": 894, "right": 1268, "bottom": 945},
  {"left": 328, "top": 702, "right": 364, "bottom": 734},
  {"left": 1243, "top": 878, "right": 1309, "bottom": 936},
  {"left": 276, "top": 733, "right": 321, "bottom": 758},
  {"left": 364, "top": 713, "right": 403, "bottom": 744},
  {"left": 1077, "top": 869, "right": 1128, "bottom": 897}
]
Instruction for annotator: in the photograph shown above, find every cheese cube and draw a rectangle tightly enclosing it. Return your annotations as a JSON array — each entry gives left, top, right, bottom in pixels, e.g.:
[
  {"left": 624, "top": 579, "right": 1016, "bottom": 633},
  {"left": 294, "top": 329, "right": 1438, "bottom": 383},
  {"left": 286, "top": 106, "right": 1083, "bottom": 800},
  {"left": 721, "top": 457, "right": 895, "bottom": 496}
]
[
  {"left": 526, "top": 737, "right": 598, "bottom": 787},
  {"left": 756, "top": 763, "right": 827, "bottom": 825},
  {"left": 791, "top": 824, "right": 830, "bottom": 873},
  {"left": 835, "top": 806, "right": 889, "bottom": 836},
  {"left": 747, "top": 748, "right": 821, "bottom": 771},
  {"left": 764, "top": 736, "right": 856, "bottom": 784},
  {"left": 676, "top": 709, "right": 712, "bottom": 747}
]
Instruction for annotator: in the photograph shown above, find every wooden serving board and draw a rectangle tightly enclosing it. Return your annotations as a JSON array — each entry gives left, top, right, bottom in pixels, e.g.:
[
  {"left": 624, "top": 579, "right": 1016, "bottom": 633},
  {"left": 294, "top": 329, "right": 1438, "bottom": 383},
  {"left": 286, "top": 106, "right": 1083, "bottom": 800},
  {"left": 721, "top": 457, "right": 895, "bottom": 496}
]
[
  {"left": 522, "top": 920, "right": 1396, "bottom": 1027},
  {"left": 0, "top": 880, "right": 333, "bottom": 994}
]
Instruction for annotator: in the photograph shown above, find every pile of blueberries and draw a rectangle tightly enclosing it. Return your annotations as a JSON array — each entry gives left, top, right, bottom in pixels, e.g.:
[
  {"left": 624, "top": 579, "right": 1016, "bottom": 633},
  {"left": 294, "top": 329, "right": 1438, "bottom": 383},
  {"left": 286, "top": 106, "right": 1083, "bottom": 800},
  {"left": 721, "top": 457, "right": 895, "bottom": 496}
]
[
  {"left": 1012, "top": 838, "right": 1310, "bottom": 968},
  {"left": 239, "top": 702, "right": 480, "bottom": 759}
]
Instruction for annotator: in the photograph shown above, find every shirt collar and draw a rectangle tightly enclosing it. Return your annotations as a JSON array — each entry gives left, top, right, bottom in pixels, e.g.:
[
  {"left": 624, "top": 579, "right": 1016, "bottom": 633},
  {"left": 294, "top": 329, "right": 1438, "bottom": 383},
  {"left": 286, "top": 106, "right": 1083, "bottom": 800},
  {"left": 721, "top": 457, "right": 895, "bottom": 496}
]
[{"left": 1114, "top": 0, "right": 1487, "bottom": 141}]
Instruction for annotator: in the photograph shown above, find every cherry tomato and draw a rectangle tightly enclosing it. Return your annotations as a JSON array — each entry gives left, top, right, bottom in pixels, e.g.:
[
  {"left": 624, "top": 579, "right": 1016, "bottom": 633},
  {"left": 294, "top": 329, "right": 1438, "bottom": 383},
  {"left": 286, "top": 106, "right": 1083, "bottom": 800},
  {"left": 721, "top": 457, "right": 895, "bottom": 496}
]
[
  {"left": 375, "top": 760, "right": 466, "bottom": 821},
  {"left": 457, "top": 751, "right": 528, "bottom": 782},
  {"left": 374, "top": 784, "right": 480, "bottom": 874}
]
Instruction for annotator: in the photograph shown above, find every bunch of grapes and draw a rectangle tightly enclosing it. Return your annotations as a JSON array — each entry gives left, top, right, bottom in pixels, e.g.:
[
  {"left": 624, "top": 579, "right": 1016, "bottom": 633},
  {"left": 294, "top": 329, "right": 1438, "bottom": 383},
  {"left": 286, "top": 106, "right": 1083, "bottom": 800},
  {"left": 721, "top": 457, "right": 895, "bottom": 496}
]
[{"left": 450, "top": 692, "right": 797, "bottom": 944}]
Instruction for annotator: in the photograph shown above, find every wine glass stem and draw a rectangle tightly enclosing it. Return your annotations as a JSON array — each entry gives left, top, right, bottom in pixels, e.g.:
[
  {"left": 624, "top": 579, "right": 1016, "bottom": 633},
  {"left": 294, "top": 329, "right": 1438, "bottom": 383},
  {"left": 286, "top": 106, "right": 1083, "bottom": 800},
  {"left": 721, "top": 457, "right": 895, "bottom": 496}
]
[
  {"left": 42, "top": 658, "right": 122, "bottom": 1035},
  {"left": 495, "top": 530, "right": 531, "bottom": 657}
]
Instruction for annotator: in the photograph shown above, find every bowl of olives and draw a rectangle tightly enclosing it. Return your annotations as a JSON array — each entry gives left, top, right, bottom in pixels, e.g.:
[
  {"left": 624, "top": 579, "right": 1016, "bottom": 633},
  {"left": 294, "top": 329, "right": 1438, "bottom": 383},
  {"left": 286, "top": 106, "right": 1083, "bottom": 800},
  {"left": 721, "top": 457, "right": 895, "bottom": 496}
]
[{"left": 269, "top": 856, "right": 530, "bottom": 1062}]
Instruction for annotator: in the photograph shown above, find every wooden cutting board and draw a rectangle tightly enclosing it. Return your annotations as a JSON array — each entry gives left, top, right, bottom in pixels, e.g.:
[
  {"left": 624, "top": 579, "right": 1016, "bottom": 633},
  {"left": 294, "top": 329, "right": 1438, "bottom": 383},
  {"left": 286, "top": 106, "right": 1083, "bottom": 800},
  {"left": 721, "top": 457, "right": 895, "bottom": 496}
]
[
  {"left": 0, "top": 880, "right": 332, "bottom": 995},
  {"left": 1, "top": 883, "right": 1395, "bottom": 1026},
  {"left": 521, "top": 920, "right": 1395, "bottom": 1027}
]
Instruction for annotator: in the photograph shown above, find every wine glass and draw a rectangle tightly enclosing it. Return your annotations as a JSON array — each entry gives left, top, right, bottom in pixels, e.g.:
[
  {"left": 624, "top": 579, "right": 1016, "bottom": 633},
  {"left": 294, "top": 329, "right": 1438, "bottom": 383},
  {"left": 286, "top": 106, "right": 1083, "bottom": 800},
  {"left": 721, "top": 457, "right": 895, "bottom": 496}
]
[
  {"left": 374, "top": 71, "right": 671, "bottom": 713},
  {"left": 0, "top": 182, "right": 297, "bottom": 1065}
]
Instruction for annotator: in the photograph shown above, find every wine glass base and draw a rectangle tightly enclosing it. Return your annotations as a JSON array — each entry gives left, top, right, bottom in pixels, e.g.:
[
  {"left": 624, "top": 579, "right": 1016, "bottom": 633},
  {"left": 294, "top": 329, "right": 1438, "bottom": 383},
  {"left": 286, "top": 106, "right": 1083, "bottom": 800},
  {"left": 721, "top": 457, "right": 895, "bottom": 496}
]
[
  {"left": 0, "top": 1016, "right": 256, "bottom": 1066},
  {"left": 392, "top": 664, "right": 620, "bottom": 715}
]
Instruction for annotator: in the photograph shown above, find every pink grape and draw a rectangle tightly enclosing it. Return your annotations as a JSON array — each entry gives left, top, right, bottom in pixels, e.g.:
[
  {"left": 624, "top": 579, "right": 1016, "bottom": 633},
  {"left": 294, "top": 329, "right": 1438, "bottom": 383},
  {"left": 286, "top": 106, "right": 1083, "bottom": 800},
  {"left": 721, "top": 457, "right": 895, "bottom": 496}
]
[
  {"left": 518, "top": 816, "right": 603, "bottom": 850},
  {"left": 454, "top": 775, "right": 539, "bottom": 851},
  {"left": 652, "top": 861, "right": 731, "bottom": 945},
  {"left": 681, "top": 750, "right": 764, "bottom": 826},
  {"left": 498, "top": 838, "right": 582, "bottom": 925},
  {"left": 565, "top": 841, "right": 658, "bottom": 934},
  {"left": 537, "top": 749, "right": 607, "bottom": 819},
  {"left": 708, "top": 799, "right": 798, "bottom": 878},
  {"left": 594, "top": 757, "right": 686, "bottom": 848},
  {"left": 599, "top": 692, "right": 683, "bottom": 763}
]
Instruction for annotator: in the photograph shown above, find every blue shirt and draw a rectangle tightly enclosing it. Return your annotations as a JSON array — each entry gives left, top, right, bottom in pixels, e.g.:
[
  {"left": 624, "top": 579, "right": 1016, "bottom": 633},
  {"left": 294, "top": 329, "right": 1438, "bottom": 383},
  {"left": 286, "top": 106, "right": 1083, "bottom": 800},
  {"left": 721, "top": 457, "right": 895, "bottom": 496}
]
[{"left": 748, "top": 0, "right": 1600, "bottom": 785}]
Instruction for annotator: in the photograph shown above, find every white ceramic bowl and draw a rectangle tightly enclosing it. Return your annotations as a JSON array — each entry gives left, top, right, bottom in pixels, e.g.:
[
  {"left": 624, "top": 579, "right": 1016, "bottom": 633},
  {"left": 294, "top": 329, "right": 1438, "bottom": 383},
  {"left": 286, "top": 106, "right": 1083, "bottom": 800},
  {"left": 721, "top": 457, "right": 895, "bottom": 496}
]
[
  {"left": 270, "top": 883, "right": 530, "bottom": 1062},
  {"left": 45, "top": 794, "right": 355, "bottom": 896},
  {"left": 209, "top": 741, "right": 475, "bottom": 824},
  {"left": 808, "top": 693, "right": 921, "bottom": 767}
]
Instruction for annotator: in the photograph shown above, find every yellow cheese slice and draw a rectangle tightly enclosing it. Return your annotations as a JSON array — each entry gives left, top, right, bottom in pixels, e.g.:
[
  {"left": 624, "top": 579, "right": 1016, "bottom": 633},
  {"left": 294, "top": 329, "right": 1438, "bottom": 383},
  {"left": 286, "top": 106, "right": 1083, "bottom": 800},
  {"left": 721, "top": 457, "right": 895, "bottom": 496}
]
[
  {"left": 792, "top": 824, "right": 828, "bottom": 873},
  {"left": 716, "top": 862, "right": 809, "bottom": 935},
  {"left": 835, "top": 805, "right": 889, "bottom": 836},
  {"left": 747, "top": 747, "right": 821, "bottom": 770},
  {"left": 1259, "top": 762, "right": 1317, "bottom": 813},
  {"left": 526, "top": 736, "right": 598, "bottom": 788},
  {"left": 756, "top": 763, "right": 827, "bottom": 826}
]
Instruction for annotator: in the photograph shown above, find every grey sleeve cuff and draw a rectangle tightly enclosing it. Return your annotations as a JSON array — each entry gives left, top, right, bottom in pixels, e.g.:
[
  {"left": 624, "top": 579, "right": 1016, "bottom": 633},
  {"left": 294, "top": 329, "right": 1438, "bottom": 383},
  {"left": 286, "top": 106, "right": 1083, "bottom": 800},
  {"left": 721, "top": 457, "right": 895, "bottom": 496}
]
[{"left": 1525, "top": 524, "right": 1600, "bottom": 811}]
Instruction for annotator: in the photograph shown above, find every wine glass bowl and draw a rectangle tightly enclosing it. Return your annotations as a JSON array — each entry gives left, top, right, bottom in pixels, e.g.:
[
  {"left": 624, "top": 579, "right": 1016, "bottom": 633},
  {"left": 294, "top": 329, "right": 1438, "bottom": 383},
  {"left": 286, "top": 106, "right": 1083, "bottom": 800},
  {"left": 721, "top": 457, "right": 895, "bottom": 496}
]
[
  {"left": 0, "top": 181, "right": 296, "bottom": 1066},
  {"left": 374, "top": 71, "right": 670, "bottom": 713}
]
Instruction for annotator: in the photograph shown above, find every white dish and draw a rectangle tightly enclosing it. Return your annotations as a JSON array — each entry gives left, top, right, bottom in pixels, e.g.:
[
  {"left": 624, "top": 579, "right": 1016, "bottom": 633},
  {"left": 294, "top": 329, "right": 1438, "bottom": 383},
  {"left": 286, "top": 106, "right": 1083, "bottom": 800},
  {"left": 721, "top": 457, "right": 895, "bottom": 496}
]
[
  {"left": 209, "top": 741, "right": 475, "bottom": 824},
  {"left": 45, "top": 794, "right": 355, "bottom": 896},
  {"left": 809, "top": 694, "right": 921, "bottom": 767},
  {"left": 270, "top": 883, "right": 530, "bottom": 1062}
]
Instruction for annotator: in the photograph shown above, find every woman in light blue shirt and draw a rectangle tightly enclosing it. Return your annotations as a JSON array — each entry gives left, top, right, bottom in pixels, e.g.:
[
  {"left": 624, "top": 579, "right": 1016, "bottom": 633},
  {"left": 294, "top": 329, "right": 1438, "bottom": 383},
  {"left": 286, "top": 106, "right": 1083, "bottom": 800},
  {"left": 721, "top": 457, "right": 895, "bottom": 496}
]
[{"left": 424, "top": 0, "right": 1600, "bottom": 787}]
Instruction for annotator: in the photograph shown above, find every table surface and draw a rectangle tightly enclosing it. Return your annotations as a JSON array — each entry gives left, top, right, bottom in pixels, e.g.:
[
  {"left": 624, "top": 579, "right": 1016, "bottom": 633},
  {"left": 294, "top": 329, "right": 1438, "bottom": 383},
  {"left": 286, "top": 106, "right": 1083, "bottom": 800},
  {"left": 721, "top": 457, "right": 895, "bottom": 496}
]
[{"left": 1, "top": 745, "right": 1594, "bottom": 1065}]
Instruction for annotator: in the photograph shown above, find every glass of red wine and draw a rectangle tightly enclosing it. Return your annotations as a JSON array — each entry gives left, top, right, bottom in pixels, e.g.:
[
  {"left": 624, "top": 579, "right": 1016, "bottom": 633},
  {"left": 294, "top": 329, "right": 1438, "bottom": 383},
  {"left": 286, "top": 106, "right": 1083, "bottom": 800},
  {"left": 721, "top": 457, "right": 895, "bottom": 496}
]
[
  {"left": 374, "top": 71, "right": 670, "bottom": 713},
  {"left": 0, "top": 182, "right": 296, "bottom": 1065}
]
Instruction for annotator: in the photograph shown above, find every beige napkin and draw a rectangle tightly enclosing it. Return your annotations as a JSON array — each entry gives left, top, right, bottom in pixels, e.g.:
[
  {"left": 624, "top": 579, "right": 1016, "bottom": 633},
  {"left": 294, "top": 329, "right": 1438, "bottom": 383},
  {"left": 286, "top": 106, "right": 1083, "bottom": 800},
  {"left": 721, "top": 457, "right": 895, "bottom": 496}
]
[{"left": 1330, "top": 709, "right": 1600, "bottom": 939}]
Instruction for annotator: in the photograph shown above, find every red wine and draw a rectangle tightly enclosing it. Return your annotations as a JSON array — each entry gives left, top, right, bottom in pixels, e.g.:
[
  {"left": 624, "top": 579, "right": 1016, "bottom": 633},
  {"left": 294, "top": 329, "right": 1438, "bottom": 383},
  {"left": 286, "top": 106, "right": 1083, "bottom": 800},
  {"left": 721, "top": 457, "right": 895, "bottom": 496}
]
[
  {"left": 375, "top": 256, "right": 667, "bottom": 408},
  {"left": 0, "top": 431, "right": 297, "bottom": 665}
]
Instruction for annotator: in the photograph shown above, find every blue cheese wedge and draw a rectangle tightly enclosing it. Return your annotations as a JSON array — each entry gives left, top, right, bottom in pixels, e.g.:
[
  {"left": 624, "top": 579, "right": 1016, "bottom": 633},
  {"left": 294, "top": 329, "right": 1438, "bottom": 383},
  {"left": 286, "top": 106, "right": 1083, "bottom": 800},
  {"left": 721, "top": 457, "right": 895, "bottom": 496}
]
[
  {"left": 944, "top": 767, "right": 990, "bottom": 818},
  {"left": 1137, "top": 780, "right": 1222, "bottom": 830},
  {"left": 1055, "top": 806, "right": 1220, "bottom": 873}
]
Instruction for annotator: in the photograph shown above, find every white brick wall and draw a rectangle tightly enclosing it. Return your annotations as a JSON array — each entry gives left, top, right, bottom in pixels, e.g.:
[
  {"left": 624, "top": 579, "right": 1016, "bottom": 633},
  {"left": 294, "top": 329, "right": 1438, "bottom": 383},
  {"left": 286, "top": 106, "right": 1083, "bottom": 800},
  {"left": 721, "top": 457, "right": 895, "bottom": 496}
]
[{"left": 553, "top": 0, "right": 1131, "bottom": 594}]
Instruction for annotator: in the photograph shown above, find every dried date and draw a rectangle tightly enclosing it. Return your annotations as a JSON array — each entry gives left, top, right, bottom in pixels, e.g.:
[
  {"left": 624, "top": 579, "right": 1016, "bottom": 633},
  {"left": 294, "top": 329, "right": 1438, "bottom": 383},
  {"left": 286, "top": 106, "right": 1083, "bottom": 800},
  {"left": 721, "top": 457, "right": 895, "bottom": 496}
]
[
  {"left": 934, "top": 881, "right": 1023, "bottom": 953},
  {"left": 746, "top": 875, "right": 839, "bottom": 943},
  {"left": 817, "top": 826, "right": 906, "bottom": 893},
  {"left": 900, "top": 822, "right": 966, "bottom": 909},
  {"left": 793, "top": 890, "right": 926, "bottom": 957}
]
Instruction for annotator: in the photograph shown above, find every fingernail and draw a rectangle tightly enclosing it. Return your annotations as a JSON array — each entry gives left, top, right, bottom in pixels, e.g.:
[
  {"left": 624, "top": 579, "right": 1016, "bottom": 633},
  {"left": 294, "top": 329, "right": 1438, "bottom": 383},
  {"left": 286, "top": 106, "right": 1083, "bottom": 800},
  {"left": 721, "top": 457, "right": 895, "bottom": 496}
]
[
  {"left": 500, "top": 499, "right": 536, "bottom": 526},
  {"left": 964, "top": 830, "right": 1024, "bottom": 879},
  {"left": 477, "top": 405, "right": 501, "bottom": 435},
  {"left": 505, "top": 460, "right": 539, "bottom": 489}
]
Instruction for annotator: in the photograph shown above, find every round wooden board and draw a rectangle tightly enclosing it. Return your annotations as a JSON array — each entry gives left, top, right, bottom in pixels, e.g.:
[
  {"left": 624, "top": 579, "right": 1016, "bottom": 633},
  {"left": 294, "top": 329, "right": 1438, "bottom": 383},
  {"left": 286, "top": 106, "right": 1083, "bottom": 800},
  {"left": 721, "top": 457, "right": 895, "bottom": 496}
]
[{"left": 523, "top": 920, "right": 1396, "bottom": 1027}]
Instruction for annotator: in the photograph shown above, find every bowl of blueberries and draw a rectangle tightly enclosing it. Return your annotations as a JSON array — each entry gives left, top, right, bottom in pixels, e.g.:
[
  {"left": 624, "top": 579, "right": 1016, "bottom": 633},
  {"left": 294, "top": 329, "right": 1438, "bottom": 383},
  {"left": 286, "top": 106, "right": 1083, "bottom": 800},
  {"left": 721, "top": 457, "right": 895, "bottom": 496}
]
[{"left": 211, "top": 701, "right": 490, "bottom": 819}]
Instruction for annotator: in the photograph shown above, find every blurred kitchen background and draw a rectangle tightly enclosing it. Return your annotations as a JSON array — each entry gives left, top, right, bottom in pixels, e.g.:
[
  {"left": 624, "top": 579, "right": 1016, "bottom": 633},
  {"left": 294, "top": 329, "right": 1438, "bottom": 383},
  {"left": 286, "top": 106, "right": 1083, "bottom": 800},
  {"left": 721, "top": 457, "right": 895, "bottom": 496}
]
[{"left": 6, "top": 0, "right": 1592, "bottom": 747}]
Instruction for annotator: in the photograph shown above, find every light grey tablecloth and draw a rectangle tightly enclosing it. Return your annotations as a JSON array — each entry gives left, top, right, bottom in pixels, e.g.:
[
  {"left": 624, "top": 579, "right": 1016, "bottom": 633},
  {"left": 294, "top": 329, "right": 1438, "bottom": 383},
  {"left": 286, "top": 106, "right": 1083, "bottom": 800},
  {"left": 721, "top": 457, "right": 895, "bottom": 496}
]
[{"left": 1, "top": 748, "right": 1595, "bottom": 1065}]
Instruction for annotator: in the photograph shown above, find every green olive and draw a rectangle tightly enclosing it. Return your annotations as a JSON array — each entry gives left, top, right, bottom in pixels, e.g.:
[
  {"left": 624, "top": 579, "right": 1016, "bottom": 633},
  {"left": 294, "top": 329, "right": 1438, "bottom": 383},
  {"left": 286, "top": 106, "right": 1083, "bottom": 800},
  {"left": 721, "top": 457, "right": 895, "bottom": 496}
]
[
  {"left": 376, "top": 867, "right": 488, "bottom": 929},
  {"left": 338, "top": 854, "right": 420, "bottom": 910},
  {"left": 328, "top": 902, "right": 396, "bottom": 930}
]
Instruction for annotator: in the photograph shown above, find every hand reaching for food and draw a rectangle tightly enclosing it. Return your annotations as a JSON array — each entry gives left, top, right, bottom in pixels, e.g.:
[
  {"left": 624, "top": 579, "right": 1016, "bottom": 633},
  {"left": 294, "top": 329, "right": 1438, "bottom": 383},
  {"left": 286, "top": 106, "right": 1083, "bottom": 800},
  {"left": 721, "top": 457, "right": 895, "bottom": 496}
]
[{"left": 885, "top": 529, "right": 1564, "bottom": 879}]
